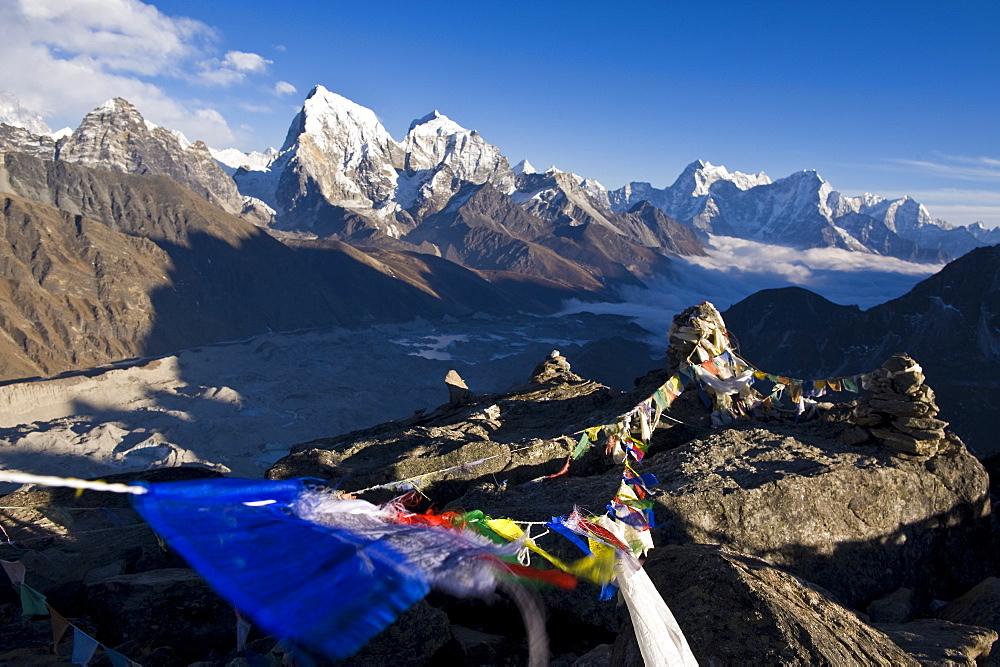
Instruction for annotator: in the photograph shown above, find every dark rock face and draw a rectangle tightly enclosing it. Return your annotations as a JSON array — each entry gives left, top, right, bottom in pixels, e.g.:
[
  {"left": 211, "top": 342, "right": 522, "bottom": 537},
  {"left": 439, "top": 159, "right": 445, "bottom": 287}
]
[
  {"left": 612, "top": 544, "right": 918, "bottom": 666},
  {"left": 83, "top": 568, "right": 233, "bottom": 662},
  {"left": 937, "top": 577, "right": 1000, "bottom": 641},
  {"left": 874, "top": 619, "right": 997, "bottom": 665},
  {"left": 645, "top": 423, "right": 993, "bottom": 609}
]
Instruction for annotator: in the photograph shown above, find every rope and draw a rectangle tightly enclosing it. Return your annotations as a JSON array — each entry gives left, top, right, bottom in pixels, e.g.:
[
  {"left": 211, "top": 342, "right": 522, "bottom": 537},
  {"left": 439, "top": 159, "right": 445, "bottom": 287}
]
[{"left": 0, "top": 472, "right": 147, "bottom": 495}]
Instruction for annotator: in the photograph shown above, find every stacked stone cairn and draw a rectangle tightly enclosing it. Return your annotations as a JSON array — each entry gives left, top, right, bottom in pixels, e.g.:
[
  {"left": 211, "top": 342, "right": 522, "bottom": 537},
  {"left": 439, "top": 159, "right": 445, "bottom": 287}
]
[
  {"left": 667, "top": 301, "right": 729, "bottom": 370},
  {"left": 846, "top": 353, "right": 948, "bottom": 457},
  {"left": 529, "top": 350, "right": 582, "bottom": 384}
]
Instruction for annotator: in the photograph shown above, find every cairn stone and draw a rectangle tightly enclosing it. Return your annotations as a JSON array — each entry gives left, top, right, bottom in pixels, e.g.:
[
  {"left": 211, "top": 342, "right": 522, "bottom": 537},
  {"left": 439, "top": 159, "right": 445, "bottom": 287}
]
[
  {"left": 667, "top": 302, "right": 729, "bottom": 369},
  {"left": 847, "top": 353, "right": 948, "bottom": 457},
  {"left": 445, "top": 369, "right": 475, "bottom": 405},
  {"left": 528, "top": 350, "right": 581, "bottom": 384}
]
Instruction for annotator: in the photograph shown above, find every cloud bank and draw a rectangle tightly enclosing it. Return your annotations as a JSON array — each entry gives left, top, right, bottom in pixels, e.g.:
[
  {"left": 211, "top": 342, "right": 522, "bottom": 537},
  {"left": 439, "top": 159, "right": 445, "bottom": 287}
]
[{"left": 561, "top": 236, "right": 938, "bottom": 337}]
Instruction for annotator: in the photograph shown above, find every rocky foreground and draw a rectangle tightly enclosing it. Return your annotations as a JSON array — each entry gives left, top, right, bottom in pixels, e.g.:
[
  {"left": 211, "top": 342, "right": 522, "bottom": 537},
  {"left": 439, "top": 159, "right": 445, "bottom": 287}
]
[{"left": 2, "top": 341, "right": 999, "bottom": 665}]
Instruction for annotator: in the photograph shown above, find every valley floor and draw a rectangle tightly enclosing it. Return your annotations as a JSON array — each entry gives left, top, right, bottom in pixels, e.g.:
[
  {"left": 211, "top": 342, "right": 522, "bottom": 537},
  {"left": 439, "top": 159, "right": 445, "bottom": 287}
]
[{"left": 0, "top": 312, "right": 656, "bottom": 491}]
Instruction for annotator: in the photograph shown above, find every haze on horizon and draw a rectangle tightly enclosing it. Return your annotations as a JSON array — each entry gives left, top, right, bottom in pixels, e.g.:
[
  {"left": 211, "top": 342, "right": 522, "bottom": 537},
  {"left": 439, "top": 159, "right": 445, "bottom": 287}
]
[{"left": 0, "top": 0, "right": 997, "bottom": 228}]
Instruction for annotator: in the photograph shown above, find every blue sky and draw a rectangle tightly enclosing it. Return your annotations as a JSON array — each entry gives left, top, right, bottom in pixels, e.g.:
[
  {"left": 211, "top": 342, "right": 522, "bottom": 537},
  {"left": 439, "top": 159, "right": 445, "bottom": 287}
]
[{"left": 2, "top": 0, "right": 999, "bottom": 226}]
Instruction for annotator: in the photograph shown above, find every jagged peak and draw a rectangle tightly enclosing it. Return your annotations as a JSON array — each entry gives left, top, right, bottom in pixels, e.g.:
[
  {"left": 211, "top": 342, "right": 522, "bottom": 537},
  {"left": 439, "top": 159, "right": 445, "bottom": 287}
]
[
  {"left": 285, "top": 85, "right": 397, "bottom": 155},
  {"left": 406, "top": 109, "right": 467, "bottom": 136},
  {"left": 672, "top": 159, "right": 771, "bottom": 194},
  {"left": 300, "top": 85, "right": 387, "bottom": 130},
  {"left": 94, "top": 97, "right": 139, "bottom": 115},
  {"left": 512, "top": 159, "right": 536, "bottom": 175}
]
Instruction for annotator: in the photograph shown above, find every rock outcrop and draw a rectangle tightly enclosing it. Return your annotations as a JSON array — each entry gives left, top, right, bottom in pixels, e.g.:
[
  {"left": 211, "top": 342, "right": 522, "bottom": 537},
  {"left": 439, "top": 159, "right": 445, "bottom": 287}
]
[
  {"left": 724, "top": 245, "right": 1000, "bottom": 458},
  {"left": 612, "top": 544, "right": 919, "bottom": 665}
]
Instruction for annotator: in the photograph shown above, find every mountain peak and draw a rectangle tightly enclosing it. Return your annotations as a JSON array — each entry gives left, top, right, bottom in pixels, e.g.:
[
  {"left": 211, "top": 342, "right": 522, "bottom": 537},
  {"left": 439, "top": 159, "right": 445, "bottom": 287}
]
[
  {"left": 673, "top": 159, "right": 770, "bottom": 195},
  {"left": 512, "top": 159, "right": 536, "bottom": 175},
  {"left": 407, "top": 109, "right": 466, "bottom": 136},
  {"left": 0, "top": 92, "right": 52, "bottom": 136}
]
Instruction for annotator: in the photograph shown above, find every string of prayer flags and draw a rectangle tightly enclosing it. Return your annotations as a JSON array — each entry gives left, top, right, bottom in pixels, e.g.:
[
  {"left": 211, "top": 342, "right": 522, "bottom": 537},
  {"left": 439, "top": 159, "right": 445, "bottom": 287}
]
[{"left": 2, "top": 558, "right": 140, "bottom": 665}]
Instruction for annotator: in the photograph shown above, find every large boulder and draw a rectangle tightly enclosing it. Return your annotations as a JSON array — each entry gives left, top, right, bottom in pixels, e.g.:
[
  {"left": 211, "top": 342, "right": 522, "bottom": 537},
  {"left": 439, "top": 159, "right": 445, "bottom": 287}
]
[
  {"left": 645, "top": 423, "right": 993, "bottom": 608},
  {"left": 611, "top": 544, "right": 917, "bottom": 665}
]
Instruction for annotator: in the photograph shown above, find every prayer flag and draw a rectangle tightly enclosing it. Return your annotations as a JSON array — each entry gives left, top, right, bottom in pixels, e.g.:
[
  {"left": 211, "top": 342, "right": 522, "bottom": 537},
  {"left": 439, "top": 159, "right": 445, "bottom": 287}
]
[
  {"left": 105, "top": 648, "right": 132, "bottom": 667},
  {"left": 1, "top": 559, "right": 26, "bottom": 586},
  {"left": 48, "top": 604, "right": 71, "bottom": 654},
  {"left": 571, "top": 432, "right": 592, "bottom": 459},
  {"left": 20, "top": 583, "right": 48, "bottom": 617},
  {"left": 71, "top": 627, "right": 99, "bottom": 665}
]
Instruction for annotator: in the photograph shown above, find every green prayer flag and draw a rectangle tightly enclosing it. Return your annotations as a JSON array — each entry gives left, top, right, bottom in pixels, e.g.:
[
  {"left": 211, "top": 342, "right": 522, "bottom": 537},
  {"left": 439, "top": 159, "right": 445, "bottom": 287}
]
[
  {"left": 460, "top": 511, "right": 508, "bottom": 545},
  {"left": 20, "top": 583, "right": 48, "bottom": 617},
  {"left": 842, "top": 376, "right": 859, "bottom": 393},
  {"left": 572, "top": 432, "right": 592, "bottom": 459},
  {"left": 652, "top": 388, "right": 668, "bottom": 410}
]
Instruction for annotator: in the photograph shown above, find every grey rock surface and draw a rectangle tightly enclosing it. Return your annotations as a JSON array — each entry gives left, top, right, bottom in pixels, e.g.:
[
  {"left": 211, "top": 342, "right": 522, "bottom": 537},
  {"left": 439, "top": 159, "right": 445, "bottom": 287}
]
[{"left": 611, "top": 544, "right": 918, "bottom": 665}]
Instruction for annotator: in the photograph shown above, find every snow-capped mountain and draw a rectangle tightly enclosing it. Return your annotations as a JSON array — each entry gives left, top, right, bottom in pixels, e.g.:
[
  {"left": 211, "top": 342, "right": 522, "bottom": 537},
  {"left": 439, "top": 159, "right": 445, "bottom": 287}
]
[
  {"left": 0, "top": 97, "right": 250, "bottom": 219},
  {"left": 609, "top": 160, "right": 771, "bottom": 222},
  {"left": 608, "top": 160, "right": 979, "bottom": 260},
  {"left": 210, "top": 147, "right": 278, "bottom": 175},
  {"left": 0, "top": 92, "right": 56, "bottom": 136},
  {"left": 233, "top": 85, "right": 522, "bottom": 241},
  {"left": 398, "top": 110, "right": 515, "bottom": 218}
]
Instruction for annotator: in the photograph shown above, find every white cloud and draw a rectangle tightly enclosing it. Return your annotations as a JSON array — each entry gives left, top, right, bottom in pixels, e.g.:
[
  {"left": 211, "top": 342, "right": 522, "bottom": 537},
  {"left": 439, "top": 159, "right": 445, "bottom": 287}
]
[
  {"left": 887, "top": 151, "right": 1000, "bottom": 184},
  {"left": 197, "top": 50, "right": 272, "bottom": 85},
  {"left": 0, "top": 0, "right": 277, "bottom": 147},
  {"left": 223, "top": 50, "right": 271, "bottom": 73},
  {"left": 273, "top": 81, "right": 297, "bottom": 96},
  {"left": 560, "top": 236, "right": 937, "bottom": 336}
]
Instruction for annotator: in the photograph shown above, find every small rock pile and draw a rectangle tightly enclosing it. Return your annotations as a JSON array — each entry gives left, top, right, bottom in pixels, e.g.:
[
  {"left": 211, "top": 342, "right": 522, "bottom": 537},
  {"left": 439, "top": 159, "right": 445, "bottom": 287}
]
[
  {"left": 666, "top": 302, "right": 729, "bottom": 369},
  {"left": 528, "top": 350, "right": 581, "bottom": 384},
  {"left": 846, "top": 353, "right": 949, "bottom": 456}
]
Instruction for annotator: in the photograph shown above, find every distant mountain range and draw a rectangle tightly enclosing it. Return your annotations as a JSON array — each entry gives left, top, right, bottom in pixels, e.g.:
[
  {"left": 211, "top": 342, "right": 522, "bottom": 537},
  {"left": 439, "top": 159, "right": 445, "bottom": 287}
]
[
  {"left": 214, "top": 85, "right": 998, "bottom": 264},
  {"left": 0, "top": 87, "right": 998, "bottom": 397}
]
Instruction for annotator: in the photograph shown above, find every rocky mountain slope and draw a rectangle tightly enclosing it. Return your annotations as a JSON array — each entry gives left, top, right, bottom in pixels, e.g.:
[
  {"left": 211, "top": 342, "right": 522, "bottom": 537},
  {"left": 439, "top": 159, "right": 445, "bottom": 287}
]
[
  {"left": 0, "top": 152, "right": 550, "bottom": 381},
  {"left": 0, "top": 98, "right": 262, "bottom": 222},
  {"left": 724, "top": 243, "right": 1000, "bottom": 458}
]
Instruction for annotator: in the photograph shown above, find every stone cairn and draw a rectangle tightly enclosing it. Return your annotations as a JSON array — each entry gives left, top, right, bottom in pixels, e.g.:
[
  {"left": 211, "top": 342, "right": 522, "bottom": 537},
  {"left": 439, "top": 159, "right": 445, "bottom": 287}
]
[
  {"left": 666, "top": 302, "right": 729, "bottom": 370},
  {"left": 845, "top": 353, "right": 948, "bottom": 457},
  {"left": 528, "top": 350, "right": 582, "bottom": 384}
]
